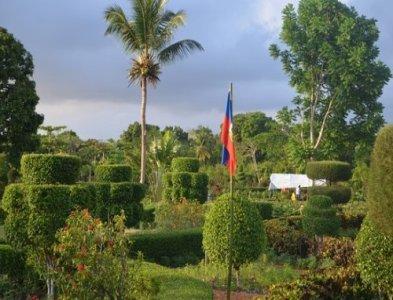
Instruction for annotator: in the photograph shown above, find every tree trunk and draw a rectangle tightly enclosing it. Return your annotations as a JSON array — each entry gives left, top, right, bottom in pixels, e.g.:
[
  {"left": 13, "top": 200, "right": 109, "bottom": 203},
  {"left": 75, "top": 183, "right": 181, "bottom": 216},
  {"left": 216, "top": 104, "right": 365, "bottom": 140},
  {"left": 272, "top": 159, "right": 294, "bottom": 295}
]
[{"left": 140, "top": 77, "right": 147, "bottom": 184}]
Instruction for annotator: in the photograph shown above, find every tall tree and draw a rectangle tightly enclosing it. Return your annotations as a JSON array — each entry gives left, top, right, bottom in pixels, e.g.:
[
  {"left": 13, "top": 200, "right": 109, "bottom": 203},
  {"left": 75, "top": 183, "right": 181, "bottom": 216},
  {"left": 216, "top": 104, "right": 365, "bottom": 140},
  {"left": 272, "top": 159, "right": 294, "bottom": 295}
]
[
  {"left": 105, "top": 0, "right": 203, "bottom": 183},
  {"left": 270, "top": 0, "right": 391, "bottom": 162},
  {"left": 0, "top": 27, "right": 43, "bottom": 165}
]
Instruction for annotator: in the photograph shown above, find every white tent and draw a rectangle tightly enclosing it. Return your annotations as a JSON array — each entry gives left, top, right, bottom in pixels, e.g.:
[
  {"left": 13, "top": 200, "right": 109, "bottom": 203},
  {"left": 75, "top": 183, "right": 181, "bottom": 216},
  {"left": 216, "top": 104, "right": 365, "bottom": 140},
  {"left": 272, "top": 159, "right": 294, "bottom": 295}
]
[{"left": 268, "top": 173, "right": 325, "bottom": 190}]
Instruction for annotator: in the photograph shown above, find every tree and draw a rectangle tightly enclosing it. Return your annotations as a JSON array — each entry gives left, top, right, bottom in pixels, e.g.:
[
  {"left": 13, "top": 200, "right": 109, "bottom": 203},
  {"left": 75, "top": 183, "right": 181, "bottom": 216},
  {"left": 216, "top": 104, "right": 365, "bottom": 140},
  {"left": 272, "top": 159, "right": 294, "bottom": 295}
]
[
  {"left": 270, "top": 0, "right": 391, "bottom": 162},
  {"left": 188, "top": 126, "right": 217, "bottom": 165},
  {"left": 105, "top": 0, "right": 203, "bottom": 184},
  {"left": 0, "top": 27, "right": 44, "bottom": 165}
]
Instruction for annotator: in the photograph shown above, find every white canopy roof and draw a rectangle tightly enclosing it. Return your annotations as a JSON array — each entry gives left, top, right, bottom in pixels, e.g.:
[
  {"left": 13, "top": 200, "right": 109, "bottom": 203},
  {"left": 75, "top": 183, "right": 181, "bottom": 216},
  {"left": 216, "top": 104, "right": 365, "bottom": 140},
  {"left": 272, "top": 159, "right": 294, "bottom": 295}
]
[{"left": 268, "top": 173, "right": 325, "bottom": 190}]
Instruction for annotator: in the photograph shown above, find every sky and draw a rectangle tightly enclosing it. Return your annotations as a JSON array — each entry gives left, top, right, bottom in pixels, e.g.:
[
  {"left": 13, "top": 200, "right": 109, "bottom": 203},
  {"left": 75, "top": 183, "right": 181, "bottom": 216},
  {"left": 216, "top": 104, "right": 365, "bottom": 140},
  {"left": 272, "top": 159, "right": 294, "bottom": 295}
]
[{"left": 1, "top": 0, "right": 392, "bottom": 140}]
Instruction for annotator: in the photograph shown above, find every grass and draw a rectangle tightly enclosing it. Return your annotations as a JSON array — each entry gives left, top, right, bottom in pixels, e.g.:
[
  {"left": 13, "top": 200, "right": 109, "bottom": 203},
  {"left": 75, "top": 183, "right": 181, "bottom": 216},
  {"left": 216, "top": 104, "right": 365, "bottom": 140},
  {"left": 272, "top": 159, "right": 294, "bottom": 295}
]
[{"left": 140, "top": 262, "right": 213, "bottom": 300}]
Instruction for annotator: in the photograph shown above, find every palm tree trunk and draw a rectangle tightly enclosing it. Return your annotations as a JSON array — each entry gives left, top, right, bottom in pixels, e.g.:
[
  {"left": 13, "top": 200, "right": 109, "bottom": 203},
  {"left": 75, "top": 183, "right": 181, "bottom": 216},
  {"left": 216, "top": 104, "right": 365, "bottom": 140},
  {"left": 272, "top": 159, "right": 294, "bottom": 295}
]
[{"left": 140, "top": 77, "right": 147, "bottom": 184}]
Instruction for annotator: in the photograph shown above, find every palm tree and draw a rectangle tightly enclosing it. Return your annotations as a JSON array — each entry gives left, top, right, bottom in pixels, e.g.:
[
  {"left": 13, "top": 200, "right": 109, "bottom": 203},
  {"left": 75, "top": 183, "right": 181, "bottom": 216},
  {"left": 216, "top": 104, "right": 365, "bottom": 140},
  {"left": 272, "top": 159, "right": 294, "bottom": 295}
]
[{"left": 104, "top": 0, "right": 203, "bottom": 184}]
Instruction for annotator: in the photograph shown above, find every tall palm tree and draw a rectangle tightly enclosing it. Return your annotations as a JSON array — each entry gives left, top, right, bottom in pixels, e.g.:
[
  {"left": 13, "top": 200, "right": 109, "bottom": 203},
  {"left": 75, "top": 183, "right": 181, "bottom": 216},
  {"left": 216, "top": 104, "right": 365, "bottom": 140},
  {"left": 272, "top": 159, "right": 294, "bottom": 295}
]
[{"left": 105, "top": 0, "right": 203, "bottom": 184}]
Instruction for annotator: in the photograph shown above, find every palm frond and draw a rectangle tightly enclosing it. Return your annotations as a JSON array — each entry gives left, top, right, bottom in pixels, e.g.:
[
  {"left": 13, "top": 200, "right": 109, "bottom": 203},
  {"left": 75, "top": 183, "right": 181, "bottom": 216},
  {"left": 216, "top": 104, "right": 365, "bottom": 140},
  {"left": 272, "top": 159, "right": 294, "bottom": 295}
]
[
  {"left": 158, "top": 39, "right": 204, "bottom": 63},
  {"left": 128, "top": 54, "right": 161, "bottom": 86}
]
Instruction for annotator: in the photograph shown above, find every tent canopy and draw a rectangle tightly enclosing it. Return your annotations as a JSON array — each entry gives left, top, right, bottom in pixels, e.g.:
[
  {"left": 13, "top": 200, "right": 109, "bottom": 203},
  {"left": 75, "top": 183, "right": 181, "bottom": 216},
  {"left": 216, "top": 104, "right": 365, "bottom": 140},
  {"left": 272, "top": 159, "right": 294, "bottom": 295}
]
[{"left": 268, "top": 173, "right": 325, "bottom": 190}]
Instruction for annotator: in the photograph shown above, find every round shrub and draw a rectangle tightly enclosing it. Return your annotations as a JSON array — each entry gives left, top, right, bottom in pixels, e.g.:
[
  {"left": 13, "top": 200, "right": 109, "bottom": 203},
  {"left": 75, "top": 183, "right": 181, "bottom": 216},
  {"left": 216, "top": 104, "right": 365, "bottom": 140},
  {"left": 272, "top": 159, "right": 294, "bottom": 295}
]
[
  {"left": 171, "top": 157, "right": 199, "bottom": 172},
  {"left": 302, "top": 195, "right": 340, "bottom": 237},
  {"left": 21, "top": 154, "right": 81, "bottom": 184},
  {"left": 355, "top": 219, "right": 393, "bottom": 298},
  {"left": 264, "top": 218, "right": 308, "bottom": 256},
  {"left": 95, "top": 164, "right": 132, "bottom": 183},
  {"left": 306, "top": 161, "right": 351, "bottom": 183},
  {"left": 308, "top": 186, "right": 351, "bottom": 204},
  {"left": 203, "top": 194, "right": 265, "bottom": 270},
  {"left": 367, "top": 125, "right": 393, "bottom": 236}
]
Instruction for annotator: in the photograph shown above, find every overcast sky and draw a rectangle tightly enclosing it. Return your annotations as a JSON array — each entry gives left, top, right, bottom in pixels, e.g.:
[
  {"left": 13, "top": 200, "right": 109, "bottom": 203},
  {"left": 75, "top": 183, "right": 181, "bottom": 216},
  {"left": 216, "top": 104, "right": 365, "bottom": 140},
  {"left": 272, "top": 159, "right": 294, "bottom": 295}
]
[{"left": 1, "top": 0, "right": 392, "bottom": 140}]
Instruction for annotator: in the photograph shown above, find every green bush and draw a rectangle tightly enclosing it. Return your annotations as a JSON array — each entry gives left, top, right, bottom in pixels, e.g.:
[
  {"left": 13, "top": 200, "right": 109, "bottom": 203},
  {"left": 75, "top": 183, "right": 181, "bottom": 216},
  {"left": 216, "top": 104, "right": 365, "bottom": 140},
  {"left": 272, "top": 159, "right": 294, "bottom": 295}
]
[
  {"left": 70, "top": 183, "right": 96, "bottom": 212},
  {"left": 132, "top": 183, "right": 146, "bottom": 203},
  {"left": 367, "top": 125, "right": 393, "bottom": 236},
  {"left": 0, "top": 245, "right": 25, "bottom": 276},
  {"left": 264, "top": 218, "right": 308, "bottom": 257},
  {"left": 339, "top": 201, "right": 367, "bottom": 229},
  {"left": 252, "top": 201, "right": 273, "bottom": 220},
  {"left": 110, "top": 182, "right": 133, "bottom": 204},
  {"left": 25, "top": 185, "right": 71, "bottom": 246},
  {"left": 129, "top": 228, "right": 203, "bottom": 267},
  {"left": 171, "top": 157, "right": 199, "bottom": 173},
  {"left": 88, "top": 182, "right": 110, "bottom": 219},
  {"left": 20, "top": 154, "right": 80, "bottom": 184},
  {"left": 95, "top": 164, "right": 132, "bottom": 183},
  {"left": 355, "top": 219, "right": 393, "bottom": 298},
  {"left": 306, "top": 161, "right": 351, "bottom": 183},
  {"left": 302, "top": 196, "right": 340, "bottom": 237},
  {"left": 308, "top": 186, "right": 351, "bottom": 204},
  {"left": 0, "top": 153, "right": 8, "bottom": 183},
  {"left": 203, "top": 194, "right": 265, "bottom": 270},
  {"left": 272, "top": 201, "right": 300, "bottom": 218},
  {"left": 172, "top": 172, "right": 192, "bottom": 200},
  {"left": 319, "top": 237, "right": 354, "bottom": 267},
  {"left": 155, "top": 200, "right": 206, "bottom": 231},
  {"left": 190, "top": 173, "right": 209, "bottom": 203}
]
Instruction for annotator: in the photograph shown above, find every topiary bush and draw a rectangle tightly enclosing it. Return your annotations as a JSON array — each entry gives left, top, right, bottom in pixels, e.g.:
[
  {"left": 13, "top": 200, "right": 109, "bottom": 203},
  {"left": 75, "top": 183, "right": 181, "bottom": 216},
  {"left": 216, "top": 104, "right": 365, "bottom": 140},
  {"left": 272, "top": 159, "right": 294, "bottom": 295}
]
[
  {"left": 252, "top": 201, "right": 273, "bottom": 220},
  {"left": 203, "top": 194, "right": 265, "bottom": 271},
  {"left": 264, "top": 218, "right": 308, "bottom": 257},
  {"left": 302, "top": 195, "right": 340, "bottom": 238},
  {"left": 171, "top": 172, "right": 192, "bottom": 200},
  {"left": 171, "top": 157, "right": 199, "bottom": 172},
  {"left": 308, "top": 186, "right": 351, "bottom": 204},
  {"left": 95, "top": 164, "right": 132, "bottom": 183},
  {"left": 339, "top": 201, "right": 367, "bottom": 229},
  {"left": 355, "top": 218, "right": 393, "bottom": 298},
  {"left": 306, "top": 161, "right": 351, "bottom": 184},
  {"left": 21, "top": 154, "right": 80, "bottom": 184},
  {"left": 190, "top": 173, "right": 209, "bottom": 202},
  {"left": 367, "top": 125, "right": 393, "bottom": 236}
]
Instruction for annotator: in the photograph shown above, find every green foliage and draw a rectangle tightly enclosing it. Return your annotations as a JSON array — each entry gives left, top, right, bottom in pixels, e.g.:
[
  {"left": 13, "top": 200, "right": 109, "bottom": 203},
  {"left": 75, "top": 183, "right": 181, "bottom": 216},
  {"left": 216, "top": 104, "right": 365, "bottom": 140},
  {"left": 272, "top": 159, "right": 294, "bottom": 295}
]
[
  {"left": 252, "top": 201, "right": 273, "bottom": 220},
  {"left": 272, "top": 201, "right": 301, "bottom": 218},
  {"left": 262, "top": 266, "right": 375, "bottom": 300},
  {"left": 308, "top": 186, "right": 351, "bottom": 204},
  {"left": 264, "top": 218, "right": 308, "bottom": 257},
  {"left": 0, "top": 244, "right": 25, "bottom": 276},
  {"left": 53, "top": 209, "right": 153, "bottom": 299},
  {"left": 88, "top": 182, "right": 110, "bottom": 219},
  {"left": 1, "top": 184, "right": 30, "bottom": 249},
  {"left": 302, "top": 196, "right": 340, "bottom": 237},
  {"left": 0, "top": 28, "right": 44, "bottom": 165},
  {"left": 171, "top": 172, "right": 192, "bottom": 199},
  {"left": 190, "top": 173, "right": 209, "bottom": 202},
  {"left": 26, "top": 185, "right": 71, "bottom": 246},
  {"left": 339, "top": 201, "right": 367, "bottom": 229},
  {"left": 306, "top": 161, "right": 351, "bottom": 183},
  {"left": 110, "top": 182, "right": 133, "bottom": 204},
  {"left": 0, "top": 154, "right": 8, "bottom": 183},
  {"left": 132, "top": 183, "right": 146, "bottom": 202},
  {"left": 95, "top": 164, "right": 132, "bottom": 182},
  {"left": 70, "top": 183, "right": 96, "bottom": 213},
  {"left": 155, "top": 200, "right": 206, "bottom": 231},
  {"left": 21, "top": 154, "right": 80, "bottom": 184},
  {"left": 355, "top": 219, "right": 393, "bottom": 298},
  {"left": 129, "top": 228, "right": 203, "bottom": 267},
  {"left": 367, "top": 125, "right": 393, "bottom": 236},
  {"left": 203, "top": 194, "right": 265, "bottom": 270},
  {"left": 171, "top": 157, "right": 199, "bottom": 172}
]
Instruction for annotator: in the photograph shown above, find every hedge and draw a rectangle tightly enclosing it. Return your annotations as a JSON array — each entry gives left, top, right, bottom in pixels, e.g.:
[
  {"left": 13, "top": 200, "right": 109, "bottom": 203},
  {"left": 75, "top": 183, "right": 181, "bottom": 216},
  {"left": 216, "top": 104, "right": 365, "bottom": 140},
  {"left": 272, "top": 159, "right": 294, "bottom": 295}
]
[
  {"left": 0, "top": 153, "right": 8, "bottom": 183},
  {"left": 110, "top": 182, "right": 133, "bottom": 204},
  {"left": 70, "top": 183, "right": 96, "bottom": 212},
  {"left": 0, "top": 244, "right": 25, "bottom": 276},
  {"left": 172, "top": 172, "right": 192, "bottom": 200},
  {"left": 306, "top": 161, "right": 351, "bottom": 183},
  {"left": 21, "top": 154, "right": 81, "bottom": 184},
  {"left": 308, "top": 186, "right": 351, "bottom": 204},
  {"left": 190, "top": 173, "right": 209, "bottom": 202},
  {"left": 131, "top": 183, "right": 146, "bottom": 203},
  {"left": 95, "top": 164, "right": 132, "bottom": 183},
  {"left": 129, "top": 228, "right": 203, "bottom": 267},
  {"left": 171, "top": 158, "right": 199, "bottom": 173}
]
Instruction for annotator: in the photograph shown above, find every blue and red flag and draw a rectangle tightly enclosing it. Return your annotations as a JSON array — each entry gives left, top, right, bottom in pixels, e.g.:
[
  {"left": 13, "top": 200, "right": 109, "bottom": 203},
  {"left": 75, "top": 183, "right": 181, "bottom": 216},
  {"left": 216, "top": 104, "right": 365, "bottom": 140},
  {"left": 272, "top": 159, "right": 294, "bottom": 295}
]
[{"left": 221, "top": 92, "right": 236, "bottom": 176}]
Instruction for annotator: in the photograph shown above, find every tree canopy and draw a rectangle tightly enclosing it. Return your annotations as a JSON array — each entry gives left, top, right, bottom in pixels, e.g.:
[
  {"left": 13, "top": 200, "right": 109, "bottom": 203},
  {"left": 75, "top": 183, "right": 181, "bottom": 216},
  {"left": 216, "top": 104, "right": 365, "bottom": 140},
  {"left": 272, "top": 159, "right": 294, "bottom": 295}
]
[{"left": 0, "top": 27, "right": 43, "bottom": 165}]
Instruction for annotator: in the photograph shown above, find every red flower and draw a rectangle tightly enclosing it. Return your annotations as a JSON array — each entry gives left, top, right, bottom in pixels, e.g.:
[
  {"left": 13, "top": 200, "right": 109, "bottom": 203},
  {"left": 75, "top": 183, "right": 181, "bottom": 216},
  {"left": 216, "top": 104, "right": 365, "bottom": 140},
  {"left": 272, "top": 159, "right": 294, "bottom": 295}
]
[
  {"left": 31, "top": 296, "right": 39, "bottom": 300},
  {"left": 77, "top": 264, "right": 85, "bottom": 271}
]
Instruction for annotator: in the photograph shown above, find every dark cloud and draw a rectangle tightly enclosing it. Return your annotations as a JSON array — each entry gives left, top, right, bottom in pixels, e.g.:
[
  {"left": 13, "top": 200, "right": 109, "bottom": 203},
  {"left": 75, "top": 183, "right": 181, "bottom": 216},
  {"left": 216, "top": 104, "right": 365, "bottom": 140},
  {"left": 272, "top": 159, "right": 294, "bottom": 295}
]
[{"left": 1, "top": 0, "right": 392, "bottom": 139}]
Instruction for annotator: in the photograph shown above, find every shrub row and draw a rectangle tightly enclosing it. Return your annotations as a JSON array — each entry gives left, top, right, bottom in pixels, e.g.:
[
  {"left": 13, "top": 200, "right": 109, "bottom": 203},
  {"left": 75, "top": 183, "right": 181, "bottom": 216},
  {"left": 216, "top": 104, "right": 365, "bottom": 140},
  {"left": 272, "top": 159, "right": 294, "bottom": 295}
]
[
  {"left": 21, "top": 154, "right": 81, "bottom": 184},
  {"left": 306, "top": 161, "right": 351, "bottom": 183},
  {"left": 95, "top": 164, "right": 132, "bottom": 182},
  {"left": 308, "top": 186, "right": 351, "bottom": 204},
  {"left": 163, "top": 172, "right": 208, "bottom": 202},
  {"left": 129, "top": 228, "right": 203, "bottom": 267}
]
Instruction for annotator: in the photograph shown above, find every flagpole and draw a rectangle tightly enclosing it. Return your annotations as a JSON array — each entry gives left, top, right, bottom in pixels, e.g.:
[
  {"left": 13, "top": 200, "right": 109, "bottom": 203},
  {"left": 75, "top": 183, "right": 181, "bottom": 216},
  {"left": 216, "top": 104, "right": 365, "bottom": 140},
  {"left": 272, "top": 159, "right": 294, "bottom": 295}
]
[{"left": 226, "top": 82, "right": 234, "bottom": 300}]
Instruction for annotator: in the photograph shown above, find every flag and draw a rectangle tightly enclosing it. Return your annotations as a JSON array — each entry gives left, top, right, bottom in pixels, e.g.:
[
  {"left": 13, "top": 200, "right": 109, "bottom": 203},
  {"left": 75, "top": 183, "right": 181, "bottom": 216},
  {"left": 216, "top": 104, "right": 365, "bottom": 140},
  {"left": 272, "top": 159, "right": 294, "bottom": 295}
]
[{"left": 221, "top": 92, "right": 236, "bottom": 176}]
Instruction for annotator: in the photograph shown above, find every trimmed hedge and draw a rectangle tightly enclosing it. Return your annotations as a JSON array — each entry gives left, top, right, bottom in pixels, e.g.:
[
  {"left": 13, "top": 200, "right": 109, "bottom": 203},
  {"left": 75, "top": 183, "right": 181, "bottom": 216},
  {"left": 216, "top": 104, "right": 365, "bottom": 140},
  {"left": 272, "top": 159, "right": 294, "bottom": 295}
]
[
  {"left": 70, "top": 183, "right": 96, "bottom": 212},
  {"left": 129, "top": 228, "right": 203, "bottom": 267},
  {"left": 172, "top": 172, "right": 192, "bottom": 200},
  {"left": 110, "top": 182, "right": 133, "bottom": 204},
  {"left": 21, "top": 154, "right": 81, "bottom": 184},
  {"left": 172, "top": 157, "right": 199, "bottom": 173},
  {"left": 190, "top": 173, "right": 209, "bottom": 202},
  {"left": 0, "top": 153, "right": 8, "bottom": 183},
  {"left": 252, "top": 201, "right": 273, "bottom": 220},
  {"left": 132, "top": 183, "right": 146, "bottom": 203},
  {"left": 25, "top": 184, "right": 71, "bottom": 245},
  {"left": 308, "top": 186, "right": 351, "bottom": 204},
  {"left": 302, "top": 195, "right": 340, "bottom": 237},
  {"left": 306, "top": 161, "right": 351, "bottom": 183},
  {"left": 0, "top": 244, "right": 25, "bottom": 276},
  {"left": 95, "top": 164, "right": 132, "bottom": 183}
]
